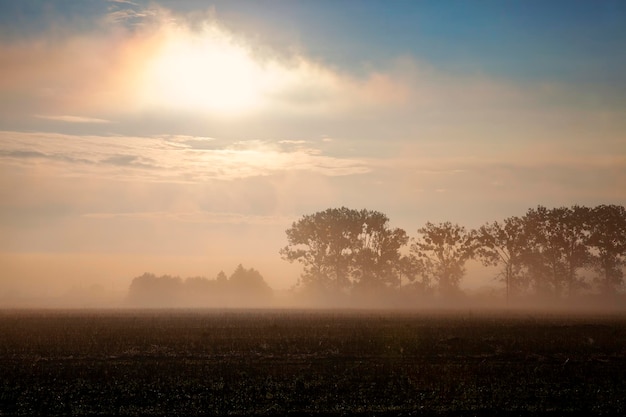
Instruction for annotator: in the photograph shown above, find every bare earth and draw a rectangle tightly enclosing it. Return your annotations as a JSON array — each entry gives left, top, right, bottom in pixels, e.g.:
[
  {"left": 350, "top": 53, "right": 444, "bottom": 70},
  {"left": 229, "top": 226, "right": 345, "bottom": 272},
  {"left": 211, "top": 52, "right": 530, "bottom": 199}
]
[{"left": 1, "top": 309, "right": 624, "bottom": 416}]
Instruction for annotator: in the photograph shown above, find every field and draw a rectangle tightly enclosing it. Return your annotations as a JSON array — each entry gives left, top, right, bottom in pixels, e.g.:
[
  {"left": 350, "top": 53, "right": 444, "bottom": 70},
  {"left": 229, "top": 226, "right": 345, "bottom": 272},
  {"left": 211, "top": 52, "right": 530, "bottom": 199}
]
[{"left": 0, "top": 309, "right": 625, "bottom": 416}]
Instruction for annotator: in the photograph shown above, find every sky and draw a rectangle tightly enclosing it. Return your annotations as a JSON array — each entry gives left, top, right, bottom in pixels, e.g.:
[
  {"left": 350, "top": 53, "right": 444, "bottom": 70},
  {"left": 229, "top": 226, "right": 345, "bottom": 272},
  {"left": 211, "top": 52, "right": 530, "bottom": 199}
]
[{"left": 1, "top": 0, "right": 625, "bottom": 299}]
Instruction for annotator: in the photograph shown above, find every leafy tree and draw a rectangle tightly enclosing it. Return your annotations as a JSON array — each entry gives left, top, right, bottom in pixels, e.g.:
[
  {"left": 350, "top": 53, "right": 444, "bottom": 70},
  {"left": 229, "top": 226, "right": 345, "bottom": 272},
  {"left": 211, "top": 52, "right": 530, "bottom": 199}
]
[
  {"left": 588, "top": 204, "right": 626, "bottom": 295},
  {"left": 128, "top": 266, "right": 274, "bottom": 307},
  {"left": 560, "top": 205, "right": 593, "bottom": 295},
  {"left": 476, "top": 216, "right": 528, "bottom": 301},
  {"left": 184, "top": 276, "right": 215, "bottom": 305},
  {"left": 280, "top": 207, "right": 410, "bottom": 294},
  {"left": 522, "top": 206, "right": 591, "bottom": 297},
  {"left": 127, "top": 273, "right": 183, "bottom": 307},
  {"left": 350, "top": 211, "right": 410, "bottom": 291},
  {"left": 410, "top": 222, "right": 476, "bottom": 296},
  {"left": 216, "top": 270, "right": 228, "bottom": 283},
  {"left": 228, "top": 264, "right": 273, "bottom": 301},
  {"left": 280, "top": 207, "right": 358, "bottom": 292}
]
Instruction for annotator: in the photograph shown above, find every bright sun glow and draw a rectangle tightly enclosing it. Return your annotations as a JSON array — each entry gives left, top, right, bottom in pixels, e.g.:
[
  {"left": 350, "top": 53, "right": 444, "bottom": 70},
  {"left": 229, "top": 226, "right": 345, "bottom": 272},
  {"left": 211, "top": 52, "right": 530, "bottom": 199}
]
[{"left": 139, "top": 25, "right": 277, "bottom": 115}]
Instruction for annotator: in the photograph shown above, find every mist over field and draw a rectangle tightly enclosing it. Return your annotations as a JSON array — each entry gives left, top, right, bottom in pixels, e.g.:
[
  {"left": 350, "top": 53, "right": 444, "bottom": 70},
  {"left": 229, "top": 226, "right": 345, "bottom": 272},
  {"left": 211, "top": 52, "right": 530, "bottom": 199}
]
[
  {"left": 4, "top": 203, "right": 623, "bottom": 313},
  {"left": 3, "top": 3, "right": 626, "bottom": 415},
  {"left": 2, "top": 204, "right": 624, "bottom": 313}
]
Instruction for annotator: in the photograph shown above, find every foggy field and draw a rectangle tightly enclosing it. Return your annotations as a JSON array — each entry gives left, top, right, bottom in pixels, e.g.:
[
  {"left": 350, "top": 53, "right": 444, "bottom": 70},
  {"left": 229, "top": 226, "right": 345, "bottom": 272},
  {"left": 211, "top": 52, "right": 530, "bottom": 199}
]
[
  {"left": 2, "top": 2, "right": 625, "bottom": 415},
  {"left": 1, "top": 310, "right": 625, "bottom": 416}
]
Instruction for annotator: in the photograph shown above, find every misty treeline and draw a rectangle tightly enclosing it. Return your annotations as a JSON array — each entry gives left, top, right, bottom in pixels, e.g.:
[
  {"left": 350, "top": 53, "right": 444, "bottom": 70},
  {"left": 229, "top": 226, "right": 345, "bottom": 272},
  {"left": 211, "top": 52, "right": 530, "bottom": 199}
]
[
  {"left": 281, "top": 205, "right": 626, "bottom": 304},
  {"left": 127, "top": 264, "right": 272, "bottom": 307},
  {"left": 127, "top": 204, "right": 625, "bottom": 308}
]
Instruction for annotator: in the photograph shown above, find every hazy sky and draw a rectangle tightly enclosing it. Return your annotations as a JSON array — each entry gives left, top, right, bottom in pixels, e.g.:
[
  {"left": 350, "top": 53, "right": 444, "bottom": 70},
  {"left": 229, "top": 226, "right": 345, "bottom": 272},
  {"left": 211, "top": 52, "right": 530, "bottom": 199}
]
[{"left": 1, "top": 0, "right": 625, "bottom": 297}]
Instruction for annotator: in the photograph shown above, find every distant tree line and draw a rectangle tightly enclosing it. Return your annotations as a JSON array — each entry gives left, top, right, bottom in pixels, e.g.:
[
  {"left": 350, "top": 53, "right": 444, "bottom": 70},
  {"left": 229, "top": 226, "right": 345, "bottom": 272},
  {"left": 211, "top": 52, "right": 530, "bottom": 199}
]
[
  {"left": 127, "top": 264, "right": 273, "bottom": 307},
  {"left": 281, "top": 205, "right": 626, "bottom": 303}
]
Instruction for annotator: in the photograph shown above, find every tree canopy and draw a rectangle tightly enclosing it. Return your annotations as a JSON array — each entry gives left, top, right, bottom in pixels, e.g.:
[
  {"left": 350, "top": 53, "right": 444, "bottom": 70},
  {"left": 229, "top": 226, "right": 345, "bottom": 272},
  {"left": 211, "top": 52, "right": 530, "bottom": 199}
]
[
  {"left": 476, "top": 216, "right": 528, "bottom": 301},
  {"left": 588, "top": 204, "right": 626, "bottom": 294},
  {"left": 127, "top": 265, "right": 273, "bottom": 307},
  {"left": 125, "top": 204, "right": 626, "bottom": 308},
  {"left": 280, "top": 207, "right": 413, "bottom": 295},
  {"left": 411, "top": 222, "right": 476, "bottom": 297},
  {"left": 281, "top": 205, "right": 626, "bottom": 304}
]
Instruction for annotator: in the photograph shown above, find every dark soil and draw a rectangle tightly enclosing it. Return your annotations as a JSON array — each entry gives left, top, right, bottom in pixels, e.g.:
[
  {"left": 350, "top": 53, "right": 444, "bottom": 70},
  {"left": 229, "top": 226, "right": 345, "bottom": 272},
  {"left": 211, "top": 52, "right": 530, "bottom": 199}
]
[{"left": 0, "top": 309, "right": 624, "bottom": 416}]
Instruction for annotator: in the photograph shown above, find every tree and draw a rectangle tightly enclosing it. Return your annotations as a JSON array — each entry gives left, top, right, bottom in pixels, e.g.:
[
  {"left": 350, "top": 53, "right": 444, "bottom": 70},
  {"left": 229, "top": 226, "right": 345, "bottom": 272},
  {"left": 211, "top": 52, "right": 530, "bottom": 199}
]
[
  {"left": 127, "top": 273, "right": 183, "bottom": 307},
  {"left": 588, "top": 204, "right": 626, "bottom": 295},
  {"left": 411, "top": 222, "right": 476, "bottom": 296},
  {"left": 280, "top": 207, "right": 410, "bottom": 294},
  {"left": 127, "top": 265, "right": 274, "bottom": 307},
  {"left": 184, "top": 276, "right": 216, "bottom": 306},
  {"left": 216, "top": 270, "right": 228, "bottom": 283},
  {"left": 522, "top": 206, "right": 591, "bottom": 297},
  {"left": 350, "top": 210, "right": 410, "bottom": 292},
  {"left": 228, "top": 264, "right": 273, "bottom": 302},
  {"left": 476, "top": 216, "right": 528, "bottom": 302},
  {"left": 280, "top": 207, "right": 359, "bottom": 293},
  {"left": 560, "top": 205, "right": 593, "bottom": 295}
]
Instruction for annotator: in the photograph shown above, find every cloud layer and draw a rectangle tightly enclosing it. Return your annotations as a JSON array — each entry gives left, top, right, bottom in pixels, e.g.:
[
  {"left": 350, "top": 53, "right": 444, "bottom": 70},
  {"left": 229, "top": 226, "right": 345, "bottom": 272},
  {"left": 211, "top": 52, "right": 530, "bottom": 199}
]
[{"left": 0, "top": 131, "right": 369, "bottom": 182}]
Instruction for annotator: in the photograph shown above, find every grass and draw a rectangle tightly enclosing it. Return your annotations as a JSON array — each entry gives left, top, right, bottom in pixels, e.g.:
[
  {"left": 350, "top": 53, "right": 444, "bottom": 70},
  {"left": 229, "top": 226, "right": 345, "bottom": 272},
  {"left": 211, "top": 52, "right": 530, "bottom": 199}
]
[{"left": 0, "top": 309, "right": 625, "bottom": 416}]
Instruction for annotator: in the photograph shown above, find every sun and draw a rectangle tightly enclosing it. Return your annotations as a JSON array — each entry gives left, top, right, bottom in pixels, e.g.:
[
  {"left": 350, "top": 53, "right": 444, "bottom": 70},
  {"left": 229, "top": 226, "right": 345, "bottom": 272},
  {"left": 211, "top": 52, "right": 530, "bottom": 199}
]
[{"left": 138, "top": 26, "right": 273, "bottom": 116}]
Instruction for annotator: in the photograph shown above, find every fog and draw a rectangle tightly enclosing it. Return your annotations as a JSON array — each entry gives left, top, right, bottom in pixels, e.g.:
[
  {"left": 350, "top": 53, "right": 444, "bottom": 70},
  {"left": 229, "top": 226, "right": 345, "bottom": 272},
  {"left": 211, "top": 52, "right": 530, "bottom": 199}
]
[
  {"left": 1, "top": 257, "right": 623, "bottom": 313},
  {"left": 0, "top": 252, "right": 299, "bottom": 308}
]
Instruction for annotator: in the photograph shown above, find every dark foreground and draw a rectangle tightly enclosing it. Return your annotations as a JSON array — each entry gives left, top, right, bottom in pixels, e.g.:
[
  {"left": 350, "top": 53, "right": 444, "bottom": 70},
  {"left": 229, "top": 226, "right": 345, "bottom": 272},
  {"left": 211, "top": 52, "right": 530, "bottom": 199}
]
[{"left": 1, "top": 309, "right": 625, "bottom": 416}]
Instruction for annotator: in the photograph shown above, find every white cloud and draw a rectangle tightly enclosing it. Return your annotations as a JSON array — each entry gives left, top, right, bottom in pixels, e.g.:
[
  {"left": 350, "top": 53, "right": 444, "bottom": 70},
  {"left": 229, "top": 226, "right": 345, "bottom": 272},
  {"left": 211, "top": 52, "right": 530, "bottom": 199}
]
[
  {"left": 35, "top": 115, "right": 113, "bottom": 124},
  {"left": 0, "top": 131, "right": 370, "bottom": 182},
  {"left": 278, "top": 140, "right": 308, "bottom": 145},
  {"left": 1, "top": 2, "right": 624, "bottom": 232},
  {"left": 0, "top": 4, "right": 412, "bottom": 122},
  {"left": 82, "top": 210, "right": 292, "bottom": 225}
]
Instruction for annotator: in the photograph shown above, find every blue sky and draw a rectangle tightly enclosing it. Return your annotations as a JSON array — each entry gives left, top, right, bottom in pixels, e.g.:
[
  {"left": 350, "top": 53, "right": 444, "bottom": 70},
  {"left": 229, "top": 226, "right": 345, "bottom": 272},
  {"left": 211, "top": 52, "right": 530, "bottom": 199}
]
[
  {"left": 0, "top": 0, "right": 625, "bottom": 297},
  {"left": 3, "top": 0, "right": 625, "bottom": 83}
]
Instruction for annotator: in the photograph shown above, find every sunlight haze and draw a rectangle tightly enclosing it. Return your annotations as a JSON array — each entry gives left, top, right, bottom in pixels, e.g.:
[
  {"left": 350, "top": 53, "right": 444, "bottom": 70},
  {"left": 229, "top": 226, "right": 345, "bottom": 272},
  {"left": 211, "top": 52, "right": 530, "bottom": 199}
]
[{"left": 1, "top": 0, "right": 625, "bottom": 304}]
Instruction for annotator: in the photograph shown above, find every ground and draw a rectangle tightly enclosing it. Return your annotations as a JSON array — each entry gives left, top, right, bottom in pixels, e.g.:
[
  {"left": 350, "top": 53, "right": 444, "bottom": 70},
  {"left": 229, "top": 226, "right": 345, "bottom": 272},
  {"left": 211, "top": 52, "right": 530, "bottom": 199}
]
[{"left": 0, "top": 309, "right": 625, "bottom": 416}]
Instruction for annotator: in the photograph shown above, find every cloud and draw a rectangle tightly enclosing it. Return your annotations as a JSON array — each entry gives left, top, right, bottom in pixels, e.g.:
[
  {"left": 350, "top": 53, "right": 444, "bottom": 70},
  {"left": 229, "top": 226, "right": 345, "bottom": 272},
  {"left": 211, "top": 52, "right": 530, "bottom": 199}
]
[
  {"left": 0, "top": 3, "right": 412, "bottom": 123},
  {"left": 107, "top": 0, "right": 139, "bottom": 5},
  {"left": 105, "top": 8, "right": 158, "bottom": 26},
  {"left": 101, "top": 154, "right": 157, "bottom": 169},
  {"left": 1, "top": 1, "right": 623, "bottom": 135},
  {"left": 1, "top": 1, "right": 624, "bottom": 231},
  {"left": 0, "top": 131, "right": 370, "bottom": 182},
  {"left": 82, "top": 210, "right": 291, "bottom": 225},
  {"left": 278, "top": 140, "right": 308, "bottom": 145},
  {"left": 105, "top": 0, "right": 154, "bottom": 25},
  {"left": 35, "top": 115, "right": 113, "bottom": 124}
]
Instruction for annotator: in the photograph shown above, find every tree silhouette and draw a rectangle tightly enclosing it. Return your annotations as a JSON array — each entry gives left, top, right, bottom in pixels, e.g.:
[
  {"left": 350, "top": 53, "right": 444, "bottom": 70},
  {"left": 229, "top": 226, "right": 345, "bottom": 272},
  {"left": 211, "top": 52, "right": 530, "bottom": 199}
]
[
  {"left": 280, "top": 207, "right": 411, "bottom": 295},
  {"left": 127, "top": 273, "right": 183, "bottom": 307},
  {"left": 183, "top": 276, "right": 215, "bottom": 305},
  {"left": 476, "top": 216, "right": 528, "bottom": 302},
  {"left": 411, "top": 222, "right": 476, "bottom": 297},
  {"left": 216, "top": 271, "right": 228, "bottom": 283},
  {"left": 127, "top": 266, "right": 273, "bottom": 307},
  {"left": 128, "top": 204, "right": 626, "bottom": 308},
  {"left": 522, "top": 206, "right": 591, "bottom": 297},
  {"left": 350, "top": 210, "right": 410, "bottom": 292},
  {"left": 588, "top": 204, "right": 626, "bottom": 295},
  {"left": 228, "top": 264, "right": 273, "bottom": 303}
]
